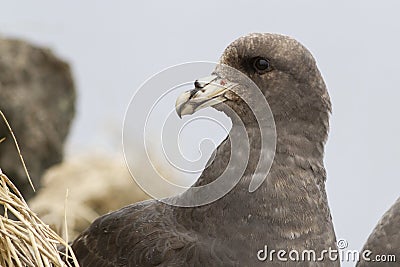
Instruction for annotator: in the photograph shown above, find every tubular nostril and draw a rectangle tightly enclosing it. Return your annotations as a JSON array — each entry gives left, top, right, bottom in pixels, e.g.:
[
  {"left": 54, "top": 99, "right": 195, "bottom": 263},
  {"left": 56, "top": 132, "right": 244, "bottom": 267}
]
[
  {"left": 189, "top": 89, "right": 197, "bottom": 98},
  {"left": 194, "top": 80, "right": 202, "bottom": 88}
]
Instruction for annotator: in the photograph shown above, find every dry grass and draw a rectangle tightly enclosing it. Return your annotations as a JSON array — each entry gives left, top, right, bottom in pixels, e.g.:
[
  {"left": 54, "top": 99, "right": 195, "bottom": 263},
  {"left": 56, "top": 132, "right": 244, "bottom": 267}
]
[
  {"left": 0, "top": 110, "right": 78, "bottom": 266},
  {"left": 29, "top": 154, "right": 150, "bottom": 240},
  {"left": 0, "top": 169, "right": 79, "bottom": 266},
  {"left": 0, "top": 109, "right": 183, "bottom": 265}
]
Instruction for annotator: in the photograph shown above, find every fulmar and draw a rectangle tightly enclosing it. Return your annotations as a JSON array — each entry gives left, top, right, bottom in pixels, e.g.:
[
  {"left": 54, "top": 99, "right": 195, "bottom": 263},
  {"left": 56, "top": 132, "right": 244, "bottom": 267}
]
[
  {"left": 357, "top": 197, "right": 400, "bottom": 266},
  {"left": 69, "top": 33, "right": 339, "bottom": 266}
]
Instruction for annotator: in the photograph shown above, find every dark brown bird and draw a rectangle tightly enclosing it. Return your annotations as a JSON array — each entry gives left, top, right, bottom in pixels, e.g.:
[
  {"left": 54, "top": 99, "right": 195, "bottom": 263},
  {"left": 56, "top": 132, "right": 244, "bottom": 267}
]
[
  {"left": 70, "top": 33, "right": 339, "bottom": 266},
  {"left": 357, "top": 197, "right": 400, "bottom": 266}
]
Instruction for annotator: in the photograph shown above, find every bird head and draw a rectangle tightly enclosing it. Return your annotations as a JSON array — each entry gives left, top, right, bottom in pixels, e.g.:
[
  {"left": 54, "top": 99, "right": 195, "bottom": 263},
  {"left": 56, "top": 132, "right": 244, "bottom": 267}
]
[{"left": 176, "top": 33, "right": 331, "bottom": 134}]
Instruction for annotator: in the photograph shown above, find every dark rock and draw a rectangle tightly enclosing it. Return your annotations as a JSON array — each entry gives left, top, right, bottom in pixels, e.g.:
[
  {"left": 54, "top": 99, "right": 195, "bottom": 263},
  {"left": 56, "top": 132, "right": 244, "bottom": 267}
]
[{"left": 0, "top": 37, "right": 75, "bottom": 200}]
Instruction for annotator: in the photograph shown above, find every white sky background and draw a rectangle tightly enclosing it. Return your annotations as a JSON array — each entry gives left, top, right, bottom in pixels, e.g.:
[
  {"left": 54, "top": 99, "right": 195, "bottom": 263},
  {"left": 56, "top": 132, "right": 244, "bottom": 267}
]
[{"left": 1, "top": 1, "right": 400, "bottom": 266}]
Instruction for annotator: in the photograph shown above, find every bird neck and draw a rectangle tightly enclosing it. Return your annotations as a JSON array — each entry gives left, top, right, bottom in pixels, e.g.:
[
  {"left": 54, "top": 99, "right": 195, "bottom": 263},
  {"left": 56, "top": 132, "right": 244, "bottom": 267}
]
[
  {"left": 193, "top": 113, "right": 329, "bottom": 188},
  {"left": 176, "top": 116, "right": 334, "bottom": 244}
]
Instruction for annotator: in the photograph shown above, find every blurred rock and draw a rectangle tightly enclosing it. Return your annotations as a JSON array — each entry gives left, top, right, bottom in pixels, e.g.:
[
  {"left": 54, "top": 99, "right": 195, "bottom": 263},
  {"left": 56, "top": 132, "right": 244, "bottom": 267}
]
[{"left": 0, "top": 37, "right": 75, "bottom": 200}]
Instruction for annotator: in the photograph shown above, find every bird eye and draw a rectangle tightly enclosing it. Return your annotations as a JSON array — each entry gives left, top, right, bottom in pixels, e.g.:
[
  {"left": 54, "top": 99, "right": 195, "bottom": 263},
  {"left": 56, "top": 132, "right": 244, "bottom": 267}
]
[{"left": 252, "top": 57, "right": 271, "bottom": 74}]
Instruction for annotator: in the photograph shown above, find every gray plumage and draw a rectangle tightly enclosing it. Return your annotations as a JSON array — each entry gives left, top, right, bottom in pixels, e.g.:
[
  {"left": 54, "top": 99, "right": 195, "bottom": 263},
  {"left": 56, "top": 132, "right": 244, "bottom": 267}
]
[
  {"left": 357, "top": 197, "right": 400, "bottom": 266},
  {"left": 71, "top": 33, "right": 339, "bottom": 266}
]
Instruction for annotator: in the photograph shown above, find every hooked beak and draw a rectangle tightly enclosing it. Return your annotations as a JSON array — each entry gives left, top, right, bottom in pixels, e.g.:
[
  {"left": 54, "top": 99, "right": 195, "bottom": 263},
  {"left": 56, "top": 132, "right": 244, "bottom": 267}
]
[{"left": 175, "top": 75, "right": 237, "bottom": 118}]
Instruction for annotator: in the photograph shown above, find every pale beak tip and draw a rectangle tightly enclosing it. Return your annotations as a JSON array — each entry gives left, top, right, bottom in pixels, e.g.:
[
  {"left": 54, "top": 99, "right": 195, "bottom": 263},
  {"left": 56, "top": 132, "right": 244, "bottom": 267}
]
[
  {"left": 175, "top": 106, "right": 182, "bottom": 119},
  {"left": 175, "top": 91, "right": 191, "bottom": 118},
  {"left": 175, "top": 102, "right": 183, "bottom": 119}
]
